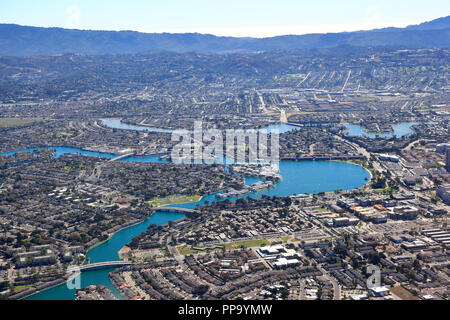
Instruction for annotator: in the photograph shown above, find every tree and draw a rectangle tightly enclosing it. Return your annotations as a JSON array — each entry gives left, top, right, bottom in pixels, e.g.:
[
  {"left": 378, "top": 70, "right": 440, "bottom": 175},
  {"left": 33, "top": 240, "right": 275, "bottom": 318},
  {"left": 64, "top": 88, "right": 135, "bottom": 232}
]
[{"left": 194, "top": 285, "right": 210, "bottom": 296}]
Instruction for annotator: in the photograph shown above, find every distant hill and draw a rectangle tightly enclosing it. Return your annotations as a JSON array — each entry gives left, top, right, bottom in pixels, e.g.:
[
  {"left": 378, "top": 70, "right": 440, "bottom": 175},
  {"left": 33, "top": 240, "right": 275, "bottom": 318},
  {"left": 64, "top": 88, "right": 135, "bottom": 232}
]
[
  {"left": 0, "top": 16, "right": 449, "bottom": 56},
  {"left": 406, "top": 15, "right": 450, "bottom": 30}
]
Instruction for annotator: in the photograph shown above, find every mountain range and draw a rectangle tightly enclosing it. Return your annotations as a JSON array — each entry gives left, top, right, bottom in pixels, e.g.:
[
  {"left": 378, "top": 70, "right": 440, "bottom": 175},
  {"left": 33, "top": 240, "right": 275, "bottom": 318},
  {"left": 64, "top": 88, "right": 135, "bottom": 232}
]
[{"left": 0, "top": 16, "right": 449, "bottom": 56}]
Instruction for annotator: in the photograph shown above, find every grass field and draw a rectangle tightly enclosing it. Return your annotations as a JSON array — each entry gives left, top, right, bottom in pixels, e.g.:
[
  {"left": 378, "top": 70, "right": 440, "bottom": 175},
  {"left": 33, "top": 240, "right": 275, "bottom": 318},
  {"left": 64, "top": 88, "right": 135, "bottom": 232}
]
[
  {"left": 177, "top": 246, "right": 204, "bottom": 255},
  {"left": 224, "top": 239, "right": 270, "bottom": 250},
  {"left": 147, "top": 195, "right": 202, "bottom": 207},
  {"left": 389, "top": 286, "right": 420, "bottom": 300},
  {"left": 0, "top": 118, "right": 43, "bottom": 128},
  {"left": 13, "top": 285, "right": 34, "bottom": 292},
  {"left": 177, "top": 238, "right": 270, "bottom": 255}
]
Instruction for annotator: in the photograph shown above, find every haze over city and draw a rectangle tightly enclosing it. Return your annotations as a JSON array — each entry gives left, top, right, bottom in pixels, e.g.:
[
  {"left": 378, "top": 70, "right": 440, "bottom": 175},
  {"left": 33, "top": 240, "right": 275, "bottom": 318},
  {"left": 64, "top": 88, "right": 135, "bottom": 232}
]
[{"left": 1, "top": 0, "right": 449, "bottom": 37}]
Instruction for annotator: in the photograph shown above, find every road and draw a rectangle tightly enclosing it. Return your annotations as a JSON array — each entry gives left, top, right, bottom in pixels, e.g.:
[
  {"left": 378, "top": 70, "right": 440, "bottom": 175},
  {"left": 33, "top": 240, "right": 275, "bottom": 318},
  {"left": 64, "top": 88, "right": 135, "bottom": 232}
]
[
  {"left": 297, "top": 72, "right": 311, "bottom": 87},
  {"left": 317, "top": 265, "right": 341, "bottom": 300},
  {"left": 334, "top": 134, "right": 385, "bottom": 174},
  {"left": 403, "top": 139, "right": 422, "bottom": 151},
  {"left": 341, "top": 70, "right": 352, "bottom": 92},
  {"left": 280, "top": 109, "right": 288, "bottom": 124}
]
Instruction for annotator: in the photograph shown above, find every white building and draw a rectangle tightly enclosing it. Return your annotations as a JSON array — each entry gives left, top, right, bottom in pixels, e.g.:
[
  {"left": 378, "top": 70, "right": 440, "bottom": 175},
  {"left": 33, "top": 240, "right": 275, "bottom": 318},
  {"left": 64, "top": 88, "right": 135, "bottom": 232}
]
[
  {"left": 259, "top": 245, "right": 286, "bottom": 255},
  {"left": 379, "top": 154, "right": 399, "bottom": 162},
  {"left": 273, "top": 257, "right": 299, "bottom": 269},
  {"left": 370, "top": 286, "right": 390, "bottom": 297}
]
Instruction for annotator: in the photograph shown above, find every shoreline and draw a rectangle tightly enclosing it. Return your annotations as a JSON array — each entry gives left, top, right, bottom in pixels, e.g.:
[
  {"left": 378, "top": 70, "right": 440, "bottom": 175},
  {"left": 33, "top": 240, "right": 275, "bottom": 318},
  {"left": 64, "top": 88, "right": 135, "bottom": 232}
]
[
  {"left": 0, "top": 145, "right": 168, "bottom": 158},
  {"left": 24, "top": 213, "right": 161, "bottom": 300},
  {"left": 19, "top": 277, "right": 68, "bottom": 300},
  {"left": 81, "top": 218, "right": 148, "bottom": 265},
  {"left": 83, "top": 195, "right": 206, "bottom": 266},
  {"left": 14, "top": 153, "right": 371, "bottom": 300}
]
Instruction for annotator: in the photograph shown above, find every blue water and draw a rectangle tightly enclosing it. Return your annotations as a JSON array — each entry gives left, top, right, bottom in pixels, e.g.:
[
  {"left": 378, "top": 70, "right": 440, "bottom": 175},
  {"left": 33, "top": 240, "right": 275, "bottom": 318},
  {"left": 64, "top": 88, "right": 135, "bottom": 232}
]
[
  {"left": 168, "top": 161, "right": 369, "bottom": 211},
  {"left": 85, "top": 212, "right": 185, "bottom": 264},
  {"left": 0, "top": 146, "right": 119, "bottom": 160},
  {"left": 101, "top": 118, "right": 298, "bottom": 134},
  {"left": 101, "top": 119, "right": 173, "bottom": 133},
  {"left": 25, "top": 268, "right": 124, "bottom": 300},
  {"left": 2, "top": 121, "right": 368, "bottom": 300},
  {"left": 24, "top": 210, "right": 185, "bottom": 300},
  {"left": 343, "top": 122, "right": 433, "bottom": 138}
]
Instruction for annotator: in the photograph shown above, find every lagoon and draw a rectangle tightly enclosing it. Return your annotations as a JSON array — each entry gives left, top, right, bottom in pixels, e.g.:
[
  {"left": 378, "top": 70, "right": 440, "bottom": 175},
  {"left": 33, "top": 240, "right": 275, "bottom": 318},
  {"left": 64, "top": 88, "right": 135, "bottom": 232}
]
[{"left": 0, "top": 121, "right": 370, "bottom": 300}]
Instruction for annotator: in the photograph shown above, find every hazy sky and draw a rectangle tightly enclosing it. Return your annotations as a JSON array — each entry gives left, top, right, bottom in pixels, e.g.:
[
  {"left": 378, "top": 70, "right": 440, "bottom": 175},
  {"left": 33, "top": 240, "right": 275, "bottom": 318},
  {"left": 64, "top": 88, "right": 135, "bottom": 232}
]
[{"left": 1, "top": 0, "right": 449, "bottom": 37}]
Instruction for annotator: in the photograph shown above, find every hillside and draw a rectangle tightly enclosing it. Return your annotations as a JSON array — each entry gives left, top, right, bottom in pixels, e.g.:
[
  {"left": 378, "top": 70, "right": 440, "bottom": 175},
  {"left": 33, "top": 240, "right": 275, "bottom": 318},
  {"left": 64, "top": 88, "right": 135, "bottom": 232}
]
[{"left": 0, "top": 16, "right": 449, "bottom": 56}]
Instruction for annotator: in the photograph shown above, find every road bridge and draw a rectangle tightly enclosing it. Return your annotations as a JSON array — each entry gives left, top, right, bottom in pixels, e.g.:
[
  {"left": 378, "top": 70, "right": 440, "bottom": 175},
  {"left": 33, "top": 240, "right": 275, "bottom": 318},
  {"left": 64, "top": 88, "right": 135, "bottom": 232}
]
[
  {"left": 150, "top": 206, "right": 197, "bottom": 214},
  {"left": 109, "top": 153, "right": 135, "bottom": 162},
  {"left": 79, "top": 261, "right": 133, "bottom": 272}
]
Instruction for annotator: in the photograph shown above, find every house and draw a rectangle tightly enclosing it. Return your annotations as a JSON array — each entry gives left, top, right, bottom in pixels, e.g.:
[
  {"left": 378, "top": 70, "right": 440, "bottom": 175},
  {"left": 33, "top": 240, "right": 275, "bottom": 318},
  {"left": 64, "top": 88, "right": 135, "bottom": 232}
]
[
  {"left": 402, "top": 240, "right": 428, "bottom": 252},
  {"left": 403, "top": 175, "right": 422, "bottom": 186},
  {"left": 388, "top": 206, "right": 419, "bottom": 220},
  {"left": 391, "top": 255, "right": 414, "bottom": 264},
  {"left": 428, "top": 207, "right": 446, "bottom": 215},
  {"left": 116, "top": 198, "right": 131, "bottom": 206},
  {"left": 372, "top": 214, "right": 388, "bottom": 224},
  {"left": 333, "top": 217, "right": 350, "bottom": 227},
  {"left": 437, "top": 184, "right": 450, "bottom": 205},
  {"left": 393, "top": 193, "right": 415, "bottom": 200},
  {"left": 389, "top": 235, "right": 403, "bottom": 244},
  {"left": 32, "top": 255, "right": 56, "bottom": 266},
  {"left": 435, "top": 143, "right": 450, "bottom": 153}
]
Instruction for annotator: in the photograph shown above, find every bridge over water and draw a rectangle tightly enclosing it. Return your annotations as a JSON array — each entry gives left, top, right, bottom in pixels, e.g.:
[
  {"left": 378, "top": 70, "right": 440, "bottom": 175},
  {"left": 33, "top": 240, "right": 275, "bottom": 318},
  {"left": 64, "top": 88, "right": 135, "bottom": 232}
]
[
  {"left": 79, "top": 261, "right": 133, "bottom": 272},
  {"left": 109, "top": 153, "right": 135, "bottom": 162},
  {"left": 150, "top": 206, "right": 197, "bottom": 214}
]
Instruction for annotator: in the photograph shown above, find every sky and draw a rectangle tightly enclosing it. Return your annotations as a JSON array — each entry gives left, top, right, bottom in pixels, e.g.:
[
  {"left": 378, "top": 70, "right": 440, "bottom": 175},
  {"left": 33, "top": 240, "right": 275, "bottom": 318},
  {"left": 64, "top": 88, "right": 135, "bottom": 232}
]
[{"left": 0, "top": 0, "right": 449, "bottom": 38}]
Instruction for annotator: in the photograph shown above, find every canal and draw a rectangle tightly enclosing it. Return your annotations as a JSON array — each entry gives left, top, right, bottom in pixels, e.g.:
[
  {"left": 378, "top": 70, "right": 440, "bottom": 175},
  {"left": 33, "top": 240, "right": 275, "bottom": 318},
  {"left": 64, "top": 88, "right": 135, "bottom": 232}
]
[{"left": 0, "top": 121, "right": 370, "bottom": 300}]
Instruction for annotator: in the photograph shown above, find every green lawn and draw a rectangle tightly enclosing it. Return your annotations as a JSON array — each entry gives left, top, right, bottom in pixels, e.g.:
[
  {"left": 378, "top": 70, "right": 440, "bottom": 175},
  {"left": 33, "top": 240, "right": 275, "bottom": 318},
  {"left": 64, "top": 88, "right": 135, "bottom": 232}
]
[
  {"left": 147, "top": 195, "right": 202, "bottom": 207},
  {"left": 224, "top": 239, "right": 270, "bottom": 250},
  {"left": 177, "top": 246, "right": 202, "bottom": 255},
  {"left": 177, "top": 238, "right": 270, "bottom": 256},
  {"left": 0, "top": 118, "right": 43, "bottom": 128},
  {"left": 13, "top": 285, "right": 34, "bottom": 292}
]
